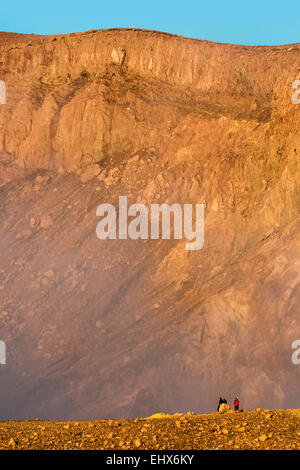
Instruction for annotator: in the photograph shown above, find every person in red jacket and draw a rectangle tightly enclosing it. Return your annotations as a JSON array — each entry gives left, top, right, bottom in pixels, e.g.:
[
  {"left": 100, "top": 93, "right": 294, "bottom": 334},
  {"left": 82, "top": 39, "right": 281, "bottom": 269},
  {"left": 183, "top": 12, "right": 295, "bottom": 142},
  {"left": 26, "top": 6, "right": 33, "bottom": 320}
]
[{"left": 234, "top": 396, "right": 239, "bottom": 411}]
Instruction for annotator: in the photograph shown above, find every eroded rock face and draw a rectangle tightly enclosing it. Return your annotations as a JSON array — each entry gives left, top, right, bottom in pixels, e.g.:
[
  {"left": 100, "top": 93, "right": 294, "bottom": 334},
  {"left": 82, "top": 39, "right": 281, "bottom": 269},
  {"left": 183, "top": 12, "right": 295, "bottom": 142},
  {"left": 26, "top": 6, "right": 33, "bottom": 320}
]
[{"left": 0, "top": 29, "right": 299, "bottom": 420}]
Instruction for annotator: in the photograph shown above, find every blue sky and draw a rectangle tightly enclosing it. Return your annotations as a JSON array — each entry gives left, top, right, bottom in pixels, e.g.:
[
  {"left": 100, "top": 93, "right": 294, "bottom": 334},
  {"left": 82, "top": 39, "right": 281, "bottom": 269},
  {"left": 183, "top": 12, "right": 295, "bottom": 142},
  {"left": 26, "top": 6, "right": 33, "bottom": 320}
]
[{"left": 1, "top": 0, "right": 300, "bottom": 46}]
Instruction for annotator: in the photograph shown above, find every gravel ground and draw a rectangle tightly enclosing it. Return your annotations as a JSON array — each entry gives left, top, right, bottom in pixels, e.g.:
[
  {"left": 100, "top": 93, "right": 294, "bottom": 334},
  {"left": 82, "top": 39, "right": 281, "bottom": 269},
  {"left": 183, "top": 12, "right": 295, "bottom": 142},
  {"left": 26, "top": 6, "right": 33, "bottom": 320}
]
[{"left": 0, "top": 409, "right": 299, "bottom": 450}]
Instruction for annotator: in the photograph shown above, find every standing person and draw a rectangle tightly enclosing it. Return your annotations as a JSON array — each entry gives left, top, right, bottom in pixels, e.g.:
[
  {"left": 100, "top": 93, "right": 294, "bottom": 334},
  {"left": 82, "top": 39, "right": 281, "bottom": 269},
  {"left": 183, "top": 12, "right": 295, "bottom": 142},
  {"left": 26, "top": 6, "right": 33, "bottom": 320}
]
[
  {"left": 234, "top": 396, "right": 239, "bottom": 411},
  {"left": 217, "top": 397, "right": 223, "bottom": 412}
]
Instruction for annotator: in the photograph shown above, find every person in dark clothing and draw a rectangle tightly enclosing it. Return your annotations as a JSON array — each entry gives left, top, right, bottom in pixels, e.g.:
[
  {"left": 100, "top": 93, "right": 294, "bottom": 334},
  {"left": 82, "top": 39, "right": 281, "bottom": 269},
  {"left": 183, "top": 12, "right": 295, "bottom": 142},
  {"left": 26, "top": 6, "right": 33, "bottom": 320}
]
[
  {"left": 223, "top": 397, "right": 227, "bottom": 404},
  {"left": 217, "top": 397, "right": 223, "bottom": 412},
  {"left": 234, "top": 396, "right": 239, "bottom": 411}
]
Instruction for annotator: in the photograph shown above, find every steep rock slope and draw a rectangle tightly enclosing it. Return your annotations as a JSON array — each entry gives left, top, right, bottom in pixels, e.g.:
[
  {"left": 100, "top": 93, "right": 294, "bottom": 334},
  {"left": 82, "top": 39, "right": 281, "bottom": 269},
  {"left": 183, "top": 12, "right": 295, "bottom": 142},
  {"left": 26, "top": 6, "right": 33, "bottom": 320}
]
[{"left": 0, "top": 29, "right": 299, "bottom": 419}]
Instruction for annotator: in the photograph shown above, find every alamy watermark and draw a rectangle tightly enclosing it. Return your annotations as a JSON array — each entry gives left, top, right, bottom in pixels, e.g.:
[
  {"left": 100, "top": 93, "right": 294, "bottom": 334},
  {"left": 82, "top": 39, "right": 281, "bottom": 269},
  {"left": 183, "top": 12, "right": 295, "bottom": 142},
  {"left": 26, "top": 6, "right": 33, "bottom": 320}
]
[
  {"left": 96, "top": 196, "right": 204, "bottom": 251},
  {"left": 0, "top": 341, "right": 6, "bottom": 365},
  {"left": 0, "top": 80, "right": 6, "bottom": 104},
  {"left": 291, "top": 340, "right": 300, "bottom": 365},
  {"left": 291, "top": 80, "right": 300, "bottom": 104}
]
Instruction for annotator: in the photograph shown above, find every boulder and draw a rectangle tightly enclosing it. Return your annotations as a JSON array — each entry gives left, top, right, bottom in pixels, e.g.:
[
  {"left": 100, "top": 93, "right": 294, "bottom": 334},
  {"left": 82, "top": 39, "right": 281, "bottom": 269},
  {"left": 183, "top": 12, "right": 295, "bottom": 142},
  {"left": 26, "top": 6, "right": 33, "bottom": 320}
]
[
  {"left": 79, "top": 164, "right": 101, "bottom": 183},
  {"left": 219, "top": 403, "right": 231, "bottom": 413}
]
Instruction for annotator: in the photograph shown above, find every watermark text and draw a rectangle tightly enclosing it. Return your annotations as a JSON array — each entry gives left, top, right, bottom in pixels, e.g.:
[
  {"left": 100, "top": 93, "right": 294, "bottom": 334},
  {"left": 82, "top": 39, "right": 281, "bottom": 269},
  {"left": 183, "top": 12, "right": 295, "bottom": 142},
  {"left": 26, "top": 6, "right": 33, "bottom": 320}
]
[
  {"left": 0, "top": 80, "right": 6, "bottom": 104},
  {"left": 96, "top": 196, "right": 204, "bottom": 251}
]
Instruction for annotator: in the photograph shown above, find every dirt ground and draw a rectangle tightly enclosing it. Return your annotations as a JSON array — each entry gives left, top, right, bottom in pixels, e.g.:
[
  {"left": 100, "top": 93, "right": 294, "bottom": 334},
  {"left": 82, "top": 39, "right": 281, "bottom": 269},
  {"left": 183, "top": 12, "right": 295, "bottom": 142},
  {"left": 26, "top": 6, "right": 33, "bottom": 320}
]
[{"left": 0, "top": 409, "right": 299, "bottom": 450}]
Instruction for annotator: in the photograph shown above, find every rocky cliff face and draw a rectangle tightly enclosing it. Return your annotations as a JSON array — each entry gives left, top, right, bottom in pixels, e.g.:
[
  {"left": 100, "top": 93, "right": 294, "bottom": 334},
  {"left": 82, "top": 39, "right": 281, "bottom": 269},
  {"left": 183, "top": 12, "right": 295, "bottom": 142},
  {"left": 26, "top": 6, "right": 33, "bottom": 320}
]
[{"left": 0, "top": 29, "right": 299, "bottom": 419}]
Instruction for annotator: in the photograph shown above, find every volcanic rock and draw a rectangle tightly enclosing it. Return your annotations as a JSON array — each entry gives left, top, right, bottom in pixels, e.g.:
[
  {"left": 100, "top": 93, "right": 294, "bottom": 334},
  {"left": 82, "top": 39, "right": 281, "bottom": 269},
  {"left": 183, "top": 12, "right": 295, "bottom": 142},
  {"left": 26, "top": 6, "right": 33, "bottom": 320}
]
[{"left": 0, "top": 28, "right": 299, "bottom": 420}]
